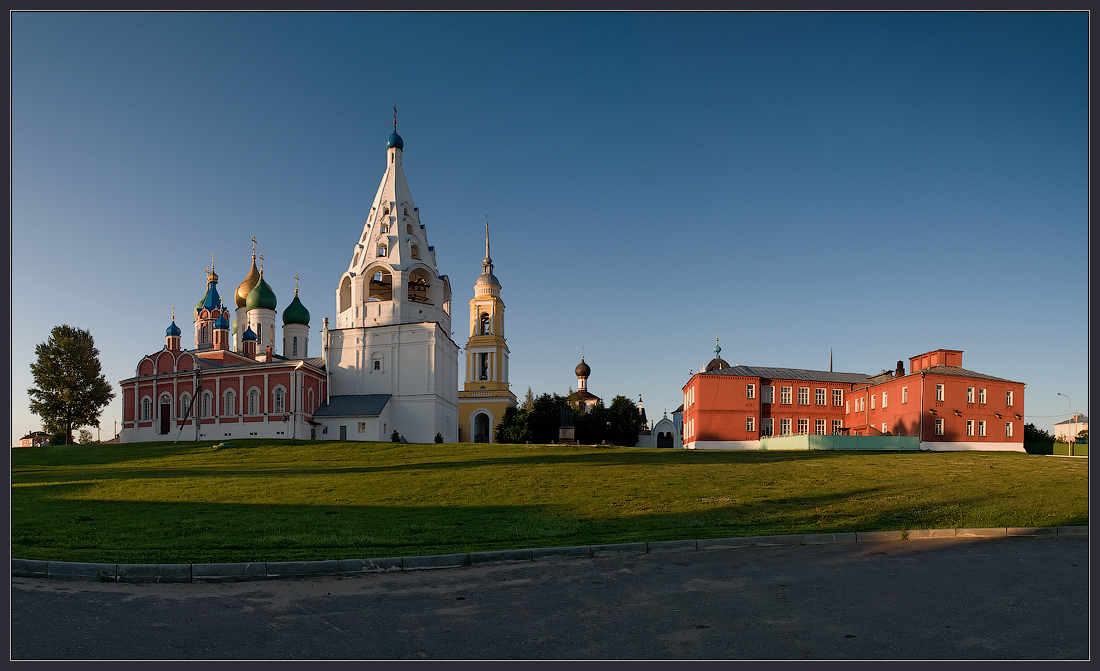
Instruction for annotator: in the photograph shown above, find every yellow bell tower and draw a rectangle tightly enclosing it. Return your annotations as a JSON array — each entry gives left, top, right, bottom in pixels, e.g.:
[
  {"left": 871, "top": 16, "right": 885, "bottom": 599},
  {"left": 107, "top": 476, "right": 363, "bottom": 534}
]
[{"left": 458, "top": 220, "right": 517, "bottom": 442}]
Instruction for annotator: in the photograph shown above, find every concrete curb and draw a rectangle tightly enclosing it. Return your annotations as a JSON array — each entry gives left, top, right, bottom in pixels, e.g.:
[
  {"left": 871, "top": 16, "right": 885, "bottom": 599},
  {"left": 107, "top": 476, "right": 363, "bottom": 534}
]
[{"left": 12, "top": 526, "right": 1087, "bottom": 583}]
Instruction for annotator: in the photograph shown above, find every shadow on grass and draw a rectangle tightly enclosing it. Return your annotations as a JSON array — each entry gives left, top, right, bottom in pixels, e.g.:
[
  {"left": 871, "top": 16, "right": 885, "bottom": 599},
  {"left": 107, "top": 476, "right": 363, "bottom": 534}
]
[{"left": 11, "top": 478, "right": 1088, "bottom": 565}]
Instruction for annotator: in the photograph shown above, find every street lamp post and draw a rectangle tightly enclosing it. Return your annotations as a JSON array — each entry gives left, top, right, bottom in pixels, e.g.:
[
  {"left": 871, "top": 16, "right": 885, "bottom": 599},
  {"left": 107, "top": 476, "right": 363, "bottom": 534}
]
[{"left": 1057, "top": 392, "right": 1074, "bottom": 455}]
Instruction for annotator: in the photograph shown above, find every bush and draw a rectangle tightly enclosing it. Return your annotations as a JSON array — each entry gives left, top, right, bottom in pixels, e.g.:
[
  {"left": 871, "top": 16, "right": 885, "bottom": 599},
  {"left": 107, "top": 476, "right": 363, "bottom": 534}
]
[
  {"left": 434, "top": 432, "right": 444, "bottom": 443},
  {"left": 391, "top": 430, "right": 402, "bottom": 443}
]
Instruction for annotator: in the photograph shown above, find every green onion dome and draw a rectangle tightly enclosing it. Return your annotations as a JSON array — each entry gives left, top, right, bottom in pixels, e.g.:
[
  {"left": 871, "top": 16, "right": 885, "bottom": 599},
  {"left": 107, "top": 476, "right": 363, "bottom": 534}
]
[
  {"left": 246, "top": 275, "right": 277, "bottom": 311},
  {"left": 282, "top": 290, "right": 310, "bottom": 326},
  {"left": 231, "top": 316, "right": 237, "bottom": 334}
]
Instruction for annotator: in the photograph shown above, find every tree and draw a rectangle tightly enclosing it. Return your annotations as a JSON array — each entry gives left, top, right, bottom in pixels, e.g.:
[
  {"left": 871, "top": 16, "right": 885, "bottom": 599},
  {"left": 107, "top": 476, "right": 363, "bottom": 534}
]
[
  {"left": 1023, "top": 423, "right": 1054, "bottom": 443},
  {"left": 1077, "top": 429, "right": 1088, "bottom": 443},
  {"left": 495, "top": 406, "right": 530, "bottom": 444},
  {"left": 77, "top": 429, "right": 95, "bottom": 445},
  {"left": 607, "top": 395, "right": 644, "bottom": 447},
  {"left": 521, "top": 387, "right": 536, "bottom": 413},
  {"left": 28, "top": 325, "right": 115, "bottom": 446}
]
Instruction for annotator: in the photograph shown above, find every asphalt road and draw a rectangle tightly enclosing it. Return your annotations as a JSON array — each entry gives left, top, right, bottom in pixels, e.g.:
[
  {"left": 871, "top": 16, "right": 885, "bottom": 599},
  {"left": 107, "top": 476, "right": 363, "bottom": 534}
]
[{"left": 10, "top": 535, "right": 1088, "bottom": 660}]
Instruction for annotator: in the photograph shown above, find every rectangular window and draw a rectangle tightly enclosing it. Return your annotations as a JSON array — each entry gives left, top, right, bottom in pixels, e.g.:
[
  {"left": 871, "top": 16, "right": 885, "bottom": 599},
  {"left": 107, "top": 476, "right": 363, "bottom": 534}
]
[
  {"left": 966, "top": 420, "right": 974, "bottom": 436},
  {"left": 978, "top": 420, "right": 986, "bottom": 437},
  {"left": 746, "top": 417, "right": 755, "bottom": 432},
  {"left": 1006, "top": 390, "right": 1014, "bottom": 406},
  {"left": 882, "top": 391, "right": 887, "bottom": 408},
  {"left": 845, "top": 400, "right": 850, "bottom": 415},
  {"left": 762, "top": 418, "right": 774, "bottom": 436},
  {"left": 358, "top": 422, "right": 366, "bottom": 433},
  {"left": 935, "top": 419, "right": 944, "bottom": 436},
  {"left": 815, "top": 419, "right": 826, "bottom": 435},
  {"left": 978, "top": 388, "right": 987, "bottom": 404},
  {"left": 763, "top": 386, "right": 774, "bottom": 404},
  {"left": 967, "top": 387, "right": 975, "bottom": 403},
  {"left": 935, "top": 384, "right": 945, "bottom": 402},
  {"left": 798, "top": 387, "right": 809, "bottom": 405},
  {"left": 832, "top": 419, "right": 843, "bottom": 435},
  {"left": 780, "top": 418, "right": 791, "bottom": 436},
  {"left": 815, "top": 388, "right": 826, "bottom": 406},
  {"left": 1005, "top": 422, "right": 1013, "bottom": 437},
  {"left": 780, "top": 387, "right": 792, "bottom": 404},
  {"left": 746, "top": 384, "right": 756, "bottom": 399},
  {"left": 832, "top": 389, "right": 843, "bottom": 407},
  {"left": 902, "top": 387, "right": 908, "bottom": 404},
  {"left": 870, "top": 394, "right": 875, "bottom": 410},
  {"left": 797, "top": 419, "right": 809, "bottom": 434},
  {"left": 881, "top": 423, "right": 888, "bottom": 434}
]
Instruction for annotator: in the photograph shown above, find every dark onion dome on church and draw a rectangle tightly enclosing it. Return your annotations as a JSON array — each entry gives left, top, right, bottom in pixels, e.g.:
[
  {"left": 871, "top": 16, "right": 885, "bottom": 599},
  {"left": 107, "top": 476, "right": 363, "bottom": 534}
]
[
  {"left": 166, "top": 320, "right": 182, "bottom": 337},
  {"left": 386, "top": 131, "right": 404, "bottom": 150},
  {"left": 282, "top": 290, "right": 310, "bottom": 326},
  {"left": 246, "top": 275, "right": 277, "bottom": 311},
  {"left": 214, "top": 309, "right": 231, "bottom": 331},
  {"left": 241, "top": 324, "right": 257, "bottom": 341},
  {"left": 575, "top": 356, "right": 591, "bottom": 378},
  {"left": 235, "top": 255, "right": 261, "bottom": 308},
  {"left": 705, "top": 337, "right": 730, "bottom": 372},
  {"left": 196, "top": 268, "right": 222, "bottom": 314}
]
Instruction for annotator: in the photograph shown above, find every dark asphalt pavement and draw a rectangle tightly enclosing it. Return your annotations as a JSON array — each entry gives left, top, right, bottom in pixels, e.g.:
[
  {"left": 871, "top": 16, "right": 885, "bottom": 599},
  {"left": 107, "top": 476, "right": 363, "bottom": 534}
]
[{"left": 10, "top": 535, "right": 1088, "bottom": 660}]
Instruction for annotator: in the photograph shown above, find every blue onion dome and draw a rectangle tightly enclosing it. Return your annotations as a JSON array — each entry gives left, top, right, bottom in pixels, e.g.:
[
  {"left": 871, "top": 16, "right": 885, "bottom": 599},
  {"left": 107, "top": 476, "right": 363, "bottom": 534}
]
[
  {"left": 386, "top": 131, "right": 404, "bottom": 150},
  {"left": 246, "top": 275, "right": 278, "bottom": 311},
  {"left": 215, "top": 310, "right": 231, "bottom": 330},
  {"left": 282, "top": 290, "right": 310, "bottom": 326},
  {"left": 575, "top": 356, "right": 591, "bottom": 378},
  {"left": 705, "top": 337, "right": 730, "bottom": 372},
  {"left": 166, "top": 320, "right": 182, "bottom": 337},
  {"left": 242, "top": 324, "right": 257, "bottom": 342},
  {"left": 196, "top": 268, "right": 221, "bottom": 314}
]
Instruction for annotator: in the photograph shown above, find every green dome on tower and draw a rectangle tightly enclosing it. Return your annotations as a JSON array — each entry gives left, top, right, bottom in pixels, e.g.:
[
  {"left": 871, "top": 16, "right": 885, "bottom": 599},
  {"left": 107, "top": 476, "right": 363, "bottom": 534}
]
[
  {"left": 282, "top": 291, "right": 310, "bottom": 326},
  {"left": 246, "top": 276, "right": 277, "bottom": 311}
]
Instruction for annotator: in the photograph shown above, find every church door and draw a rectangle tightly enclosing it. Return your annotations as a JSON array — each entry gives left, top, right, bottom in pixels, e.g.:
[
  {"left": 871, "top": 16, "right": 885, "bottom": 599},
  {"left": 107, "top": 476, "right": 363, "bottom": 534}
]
[
  {"left": 657, "top": 431, "right": 673, "bottom": 448},
  {"left": 474, "top": 413, "right": 490, "bottom": 443},
  {"left": 160, "top": 404, "right": 171, "bottom": 435}
]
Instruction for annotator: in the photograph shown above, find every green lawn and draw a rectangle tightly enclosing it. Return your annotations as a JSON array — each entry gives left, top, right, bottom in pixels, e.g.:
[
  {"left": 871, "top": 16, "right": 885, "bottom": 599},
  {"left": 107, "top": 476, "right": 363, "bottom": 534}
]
[{"left": 10, "top": 440, "right": 1089, "bottom": 564}]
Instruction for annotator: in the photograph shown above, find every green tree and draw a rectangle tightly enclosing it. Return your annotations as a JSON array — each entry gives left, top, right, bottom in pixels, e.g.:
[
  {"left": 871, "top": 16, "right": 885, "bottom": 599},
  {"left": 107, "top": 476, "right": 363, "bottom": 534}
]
[
  {"left": 607, "top": 395, "right": 644, "bottom": 447},
  {"left": 1023, "top": 423, "right": 1054, "bottom": 443},
  {"left": 574, "top": 400, "right": 608, "bottom": 445},
  {"left": 1077, "top": 429, "right": 1088, "bottom": 443},
  {"left": 495, "top": 406, "right": 530, "bottom": 444},
  {"left": 28, "top": 325, "right": 115, "bottom": 446},
  {"left": 521, "top": 387, "right": 536, "bottom": 413},
  {"left": 527, "top": 393, "right": 569, "bottom": 444}
]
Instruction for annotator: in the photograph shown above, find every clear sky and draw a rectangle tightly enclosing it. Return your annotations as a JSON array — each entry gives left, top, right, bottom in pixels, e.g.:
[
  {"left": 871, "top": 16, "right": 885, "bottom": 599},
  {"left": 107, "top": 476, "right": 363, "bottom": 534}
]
[{"left": 10, "top": 11, "right": 1089, "bottom": 446}]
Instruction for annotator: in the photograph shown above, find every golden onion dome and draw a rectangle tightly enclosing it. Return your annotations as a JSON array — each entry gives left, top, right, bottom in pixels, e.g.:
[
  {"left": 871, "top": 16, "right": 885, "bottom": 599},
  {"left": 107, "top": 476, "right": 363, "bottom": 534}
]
[{"left": 235, "top": 255, "right": 261, "bottom": 308}]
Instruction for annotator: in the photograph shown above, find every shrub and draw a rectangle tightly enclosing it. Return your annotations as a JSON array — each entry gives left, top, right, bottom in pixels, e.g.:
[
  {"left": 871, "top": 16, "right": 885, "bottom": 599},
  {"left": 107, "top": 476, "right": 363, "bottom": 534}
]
[
  {"left": 391, "top": 430, "right": 402, "bottom": 443},
  {"left": 434, "top": 432, "right": 444, "bottom": 443}
]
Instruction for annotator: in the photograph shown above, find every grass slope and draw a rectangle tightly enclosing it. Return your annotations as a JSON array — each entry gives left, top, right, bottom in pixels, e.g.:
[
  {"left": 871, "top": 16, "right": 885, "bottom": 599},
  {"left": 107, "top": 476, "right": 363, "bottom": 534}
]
[{"left": 11, "top": 440, "right": 1089, "bottom": 564}]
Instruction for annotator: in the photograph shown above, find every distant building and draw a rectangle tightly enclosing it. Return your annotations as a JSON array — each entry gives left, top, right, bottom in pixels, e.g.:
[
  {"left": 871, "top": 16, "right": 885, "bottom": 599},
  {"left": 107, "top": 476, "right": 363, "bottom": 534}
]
[
  {"left": 570, "top": 357, "right": 600, "bottom": 410},
  {"left": 682, "top": 345, "right": 1025, "bottom": 452},
  {"left": 17, "top": 431, "right": 49, "bottom": 448},
  {"left": 1053, "top": 413, "right": 1088, "bottom": 442}
]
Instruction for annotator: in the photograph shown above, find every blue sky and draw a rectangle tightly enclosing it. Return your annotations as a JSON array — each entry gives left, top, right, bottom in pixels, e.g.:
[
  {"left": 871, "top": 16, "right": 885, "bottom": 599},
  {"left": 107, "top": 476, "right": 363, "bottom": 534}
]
[{"left": 10, "top": 11, "right": 1089, "bottom": 445}]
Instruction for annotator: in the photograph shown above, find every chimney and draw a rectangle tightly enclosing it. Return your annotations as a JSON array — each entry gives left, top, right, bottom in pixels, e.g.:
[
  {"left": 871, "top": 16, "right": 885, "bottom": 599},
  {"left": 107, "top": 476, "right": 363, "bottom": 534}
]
[
  {"left": 895, "top": 360, "right": 905, "bottom": 378},
  {"left": 266, "top": 345, "right": 273, "bottom": 362}
]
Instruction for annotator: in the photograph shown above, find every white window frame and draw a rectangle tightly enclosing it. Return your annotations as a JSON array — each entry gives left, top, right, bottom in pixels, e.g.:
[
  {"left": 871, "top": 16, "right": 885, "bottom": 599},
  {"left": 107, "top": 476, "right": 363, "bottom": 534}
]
[
  {"left": 832, "top": 419, "right": 843, "bottom": 435},
  {"left": 180, "top": 393, "right": 191, "bottom": 418},
  {"left": 978, "top": 388, "right": 987, "bottom": 404},
  {"left": 935, "top": 384, "right": 945, "bottom": 402},
  {"left": 1006, "top": 390, "right": 1014, "bottom": 406},
  {"left": 935, "top": 419, "right": 944, "bottom": 436},
  {"left": 870, "top": 394, "right": 875, "bottom": 410},
  {"left": 902, "top": 386, "right": 908, "bottom": 404},
  {"left": 141, "top": 397, "right": 151, "bottom": 421},
  {"left": 762, "top": 386, "right": 774, "bottom": 404},
  {"left": 224, "top": 390, "right": 236, "bottom": 416},
  {"left": 746, "top": 384, "right": 755, "bottom": 400},
  {"left": 746, "top": 417, "right": 755, "bottom": 432},
  {"left": 1005, "top": 422, "right": 1013, "bottom": 437},
  {"left": 815, "top": 388, "right": 826, "bottom": 406},
  {"left": 832, "top": 389, "right": 843, "bottom": 407},
  {"left": 882, "top": 391, "right": 887, "bottom": 408},
  {"left": 881, "top": 423, "right": 888, "bottom": 434},
  {"left": 846, "top": 401, "right": 850, "bottom": 414},
  {"left": 273, "top": 387, "right": 286, "bottom": 414},
  {"left": 815, "top": 419, "right": 826, "bottom": 435},
  {"left": 797, "top": 387, "right": 809, "bottom": 405},
  {"left": 967, "top": 387, "right": 975, "bottom": 403},
  {"left": 966, "top": 420, "right": 974, "bottom": 436},
  {"left": 797, "top": 418, "right": 808, "bottom": 435},
  {"left": 762, "top": 418, "right": 774, "bottom": 436},
  {"left": 248, "top": 388, "right": 260, "bottom": 415},
  {"left": 978, "top": 420, "right": 986, "bottom": 437},
  {"left": 780, "top": 387, "right": 792, "bottom": 405},
  {"left": 780, "top": 418, "right": 791, "bottom": 436}
]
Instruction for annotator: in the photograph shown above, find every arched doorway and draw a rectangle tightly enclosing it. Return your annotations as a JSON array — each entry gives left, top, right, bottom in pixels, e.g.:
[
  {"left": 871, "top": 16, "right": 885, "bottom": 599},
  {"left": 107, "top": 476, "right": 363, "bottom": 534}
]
[{"left": 474, "top": 413, "right": 491, "bottom": 443}]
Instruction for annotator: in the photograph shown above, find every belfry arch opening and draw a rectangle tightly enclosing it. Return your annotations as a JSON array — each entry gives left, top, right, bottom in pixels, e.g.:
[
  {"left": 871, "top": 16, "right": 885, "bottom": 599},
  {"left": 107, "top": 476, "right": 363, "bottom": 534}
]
[
  {"left": 408, "top": 268, "right": 432, "bottom": 304},
  {"left": 480, "top": 312, "right": 490, "bottom": 335},
  {"left": 338, "top": 276, "right": 353, "bottom": 313},
  {"left": 368, "top": 269, "right": 393, "bottom": 302}
]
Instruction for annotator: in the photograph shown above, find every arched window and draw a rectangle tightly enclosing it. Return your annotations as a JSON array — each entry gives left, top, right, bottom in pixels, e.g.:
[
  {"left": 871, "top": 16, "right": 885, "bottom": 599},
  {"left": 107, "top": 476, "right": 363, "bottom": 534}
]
[
  {"left": 201, "top": 391, "right": 212, "bottom": 418},
  {"left": 180, "top": 393, "right": 192, "bottom": 418},
  {"left": 224, "top": 390, "right": 236, "bottom": 416},
  {"left": 480, "top": 312, "right": 490, "bottom": 335},
  {"left": 201, "top": 326, "right": 208, "bottom": 344},
  {"left": 406, "top": 223, "right": 413, "bottom": 234},
  {"left": 293, "top": 337, "right": 298, "bottom": 357},
  {"left": 382, "top": 205, "right": 390, "bottom": 216},
  {"left": 410, "top": 244, "right": 420, "bottom": 259},
  {"left": 368, "top": 269, "right": 393, "bottom": 302},
  {"left": 141, "top": 397, "right": 151, "bottom": 421},
  {"left": 377, "top": 244, "right": 387, "bottom": 257},
  {"left": 307, "top": 389, "right": 314, "bottom": 414},
  {"left": 407, "top": 268, "right": 431, "bottom": 304},
  {"left": 249, "top": 389, "right": 260, "bottom": 415},
  {"left": 274, "top": 387, "right": 286, "bottom": 414}
]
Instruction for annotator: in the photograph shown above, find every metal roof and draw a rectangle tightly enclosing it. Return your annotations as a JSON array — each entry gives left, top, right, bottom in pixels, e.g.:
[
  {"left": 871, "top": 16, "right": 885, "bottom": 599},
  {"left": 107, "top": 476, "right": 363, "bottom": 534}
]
[
  {"left": 916, "top": 365, "right": 1022, "bottom": 384},
  {"left": 312, "top": 394, "right": 391, "bottom": 418},
  {"left": 1053, "top": 414, "right": 1088, "bottom": 425},
  {"left": 703, "top": 365, "right": 872, "bottom": 384}
]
